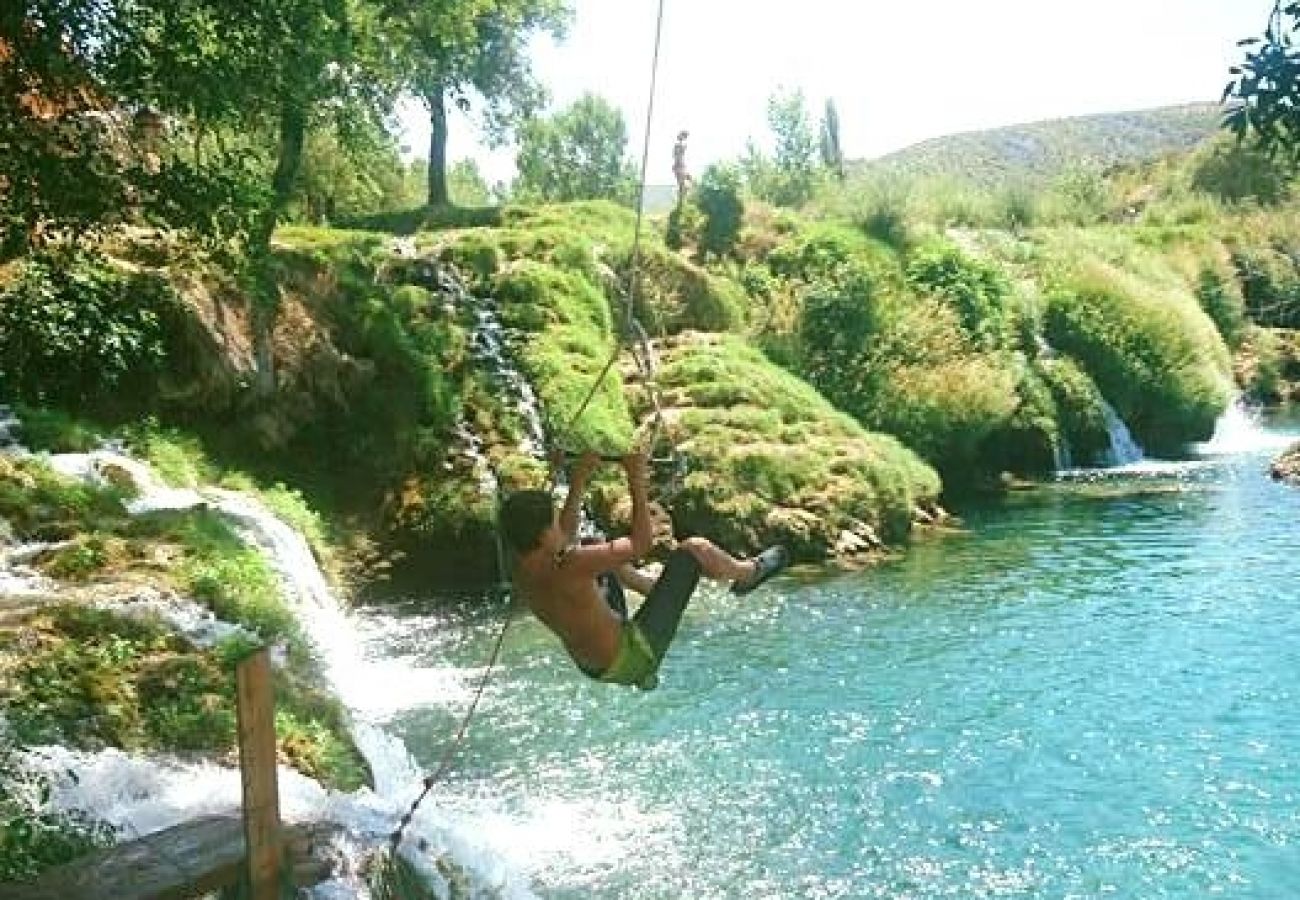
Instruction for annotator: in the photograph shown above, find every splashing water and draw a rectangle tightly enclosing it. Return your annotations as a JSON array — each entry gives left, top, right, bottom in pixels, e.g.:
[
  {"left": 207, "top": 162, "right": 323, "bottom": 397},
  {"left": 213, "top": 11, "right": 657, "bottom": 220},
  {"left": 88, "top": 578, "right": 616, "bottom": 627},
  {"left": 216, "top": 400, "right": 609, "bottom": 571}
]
[
  {"left": 4, "top": 432, "right": 537, "bottom": 897},
  {"left": 1195, "top": 396, "right": 1298, "bottom": 456}
]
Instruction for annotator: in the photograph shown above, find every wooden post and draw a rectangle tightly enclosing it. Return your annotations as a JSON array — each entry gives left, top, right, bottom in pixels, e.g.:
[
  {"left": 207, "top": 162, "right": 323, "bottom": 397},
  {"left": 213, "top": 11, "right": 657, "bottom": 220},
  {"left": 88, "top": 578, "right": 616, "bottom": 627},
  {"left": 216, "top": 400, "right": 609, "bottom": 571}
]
[{"left": 236, "top": 650, "right": 281, "bottom": 900}]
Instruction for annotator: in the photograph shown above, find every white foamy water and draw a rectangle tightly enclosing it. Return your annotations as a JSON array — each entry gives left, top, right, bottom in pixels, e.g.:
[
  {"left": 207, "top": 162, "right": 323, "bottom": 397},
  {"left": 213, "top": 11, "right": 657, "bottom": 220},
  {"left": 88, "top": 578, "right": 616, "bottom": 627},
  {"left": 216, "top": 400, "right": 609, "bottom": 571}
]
[
  {"left": 11, "top": 440, "right": 538, "bottom": 898},
  {"left": 1195, "top": 397, "right": 1298, "bottom": 456},
  {"left": 1100, "top": 399, "right": 1144, "bottom": 466}
]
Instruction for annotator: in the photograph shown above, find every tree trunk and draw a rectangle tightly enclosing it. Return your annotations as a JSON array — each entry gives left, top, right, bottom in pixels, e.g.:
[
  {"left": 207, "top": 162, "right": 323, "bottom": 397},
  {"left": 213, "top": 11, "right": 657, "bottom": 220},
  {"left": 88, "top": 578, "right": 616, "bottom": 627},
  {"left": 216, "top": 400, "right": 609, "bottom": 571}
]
[
  {"left": 250, "top": 102, "right": 307, "bottom": 398},
  {"left": 426, "top": 88, "right": 449, "bottom": 207},
  {"left": 253, "top": 102, "right": 307, "bottom": 254}
]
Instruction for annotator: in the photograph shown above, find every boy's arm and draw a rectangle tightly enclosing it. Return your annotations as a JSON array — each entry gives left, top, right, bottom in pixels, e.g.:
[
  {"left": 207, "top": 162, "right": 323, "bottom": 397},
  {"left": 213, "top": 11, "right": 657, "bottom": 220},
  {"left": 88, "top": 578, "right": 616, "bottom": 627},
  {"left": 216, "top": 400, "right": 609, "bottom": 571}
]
[
  {"left": 614, "top": 563, "right": 657, "bottom": 597},
  {"left": 557, "top": 451, "right": 600, "bottom": 541},
  {"left": 562, "top": 453, "right": 654, "bottom": 575}
]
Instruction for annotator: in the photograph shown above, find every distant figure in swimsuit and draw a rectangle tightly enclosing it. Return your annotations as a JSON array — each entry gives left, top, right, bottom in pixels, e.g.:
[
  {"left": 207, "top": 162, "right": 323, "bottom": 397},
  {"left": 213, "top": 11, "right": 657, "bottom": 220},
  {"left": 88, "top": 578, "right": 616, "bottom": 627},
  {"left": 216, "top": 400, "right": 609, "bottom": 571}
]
[
  {"left": 672, "top": 130, "right": 692, "bottom": 204},
  {"left": 502, "top": 451, "right": 787, "bottom": 690}
]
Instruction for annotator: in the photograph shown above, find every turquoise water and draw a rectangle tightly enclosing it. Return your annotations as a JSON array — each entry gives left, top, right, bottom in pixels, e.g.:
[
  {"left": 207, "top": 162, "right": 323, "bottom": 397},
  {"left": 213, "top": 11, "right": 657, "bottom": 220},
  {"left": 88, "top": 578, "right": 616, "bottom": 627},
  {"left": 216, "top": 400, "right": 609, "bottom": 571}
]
[{"left": 362, "top": 435, "right": 1300, "bottom": 898}]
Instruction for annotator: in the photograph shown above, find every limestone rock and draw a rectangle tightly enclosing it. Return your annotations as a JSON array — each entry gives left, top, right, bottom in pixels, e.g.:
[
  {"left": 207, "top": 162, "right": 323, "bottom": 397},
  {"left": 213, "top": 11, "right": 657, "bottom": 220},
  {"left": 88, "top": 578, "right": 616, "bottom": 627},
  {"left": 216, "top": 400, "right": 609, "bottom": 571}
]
[{"left": 1271, "top": 441, "right": 1300, "bottom": 485}]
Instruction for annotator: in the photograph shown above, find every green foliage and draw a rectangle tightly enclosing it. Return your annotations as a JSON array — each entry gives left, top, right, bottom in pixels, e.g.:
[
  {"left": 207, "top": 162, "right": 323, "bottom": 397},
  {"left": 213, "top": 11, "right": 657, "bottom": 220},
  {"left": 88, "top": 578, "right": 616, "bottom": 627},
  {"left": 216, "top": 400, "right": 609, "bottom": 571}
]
[
  {"left": 905, "top": 241, "right": 1012, "bottom": 349},
  {"left": 9, "top": 406, "right": 103, "bottom": 453},
  {"left": 448, "top": 159, "right": 493, "bottom": 207},
  {"left": 514, "top": 94, "right": 638, "bottom": 204},
  {"left": 695, "top": 164, "right": 745, "bottom": 260},
  {"left": 798, "top": 263, "right": 890, "bottom": 397},
  {"left": 292, "top": 124, "right": 427, "bottom": 225},
  {"left": 1035, "top": 355, "right": 1111, "bottom": 465},
  {"left": 627, "top": 245, "right": 748, "bottom": 334},
  {"left": 1043, "top": 262, "right": 1232, "bottom": 453},
  {"left": 743, "top": 88, "right": 825, "bottom": 208},
  {"left": 1195, "top": 263, "right": 1249, "bottom": 348},
  {"left": 0, "top": 456, "right": 132, "bottom": 541},
  {"left": 1191, "top": 143, "right": 1292, "bottom": 204},
  {"left": 1230, "top": 243, "right": 1300, "bottom": 328},
  {"left": 493, "top": 261, "right": 634, "bottom": 452},
  {"left": 164, "top": 509, "right": 303, "bottom": 645},
  {"left": 1223, "top": 2, "right": 1300, "bottom": 165},
  {"left": 0, "top": 249, "right": 181, "bottom": 410}
]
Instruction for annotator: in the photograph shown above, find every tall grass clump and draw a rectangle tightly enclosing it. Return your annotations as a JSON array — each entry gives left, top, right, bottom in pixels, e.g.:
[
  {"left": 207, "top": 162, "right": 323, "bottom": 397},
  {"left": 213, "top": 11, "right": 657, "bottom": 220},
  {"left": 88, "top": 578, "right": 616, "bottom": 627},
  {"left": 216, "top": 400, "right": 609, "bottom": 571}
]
[{"left": 1043, "top": 260, "right": 1231, "bottom": 453}]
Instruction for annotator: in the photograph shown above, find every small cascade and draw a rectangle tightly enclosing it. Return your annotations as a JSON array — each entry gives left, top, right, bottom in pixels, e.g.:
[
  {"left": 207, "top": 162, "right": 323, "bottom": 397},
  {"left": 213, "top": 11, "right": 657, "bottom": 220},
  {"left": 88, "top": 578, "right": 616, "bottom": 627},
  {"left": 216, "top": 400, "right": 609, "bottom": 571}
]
[
  {"left": 431, "top": 264, "right": 547, "bottom": 497},
  {"left": 1, "top": 411, "right": 532, "bottom": 897},
  {"left": 1100, "top": 399, "right": 1144, "bottom": 466},
  {"left": 1196, "top": 396, "right": 1296, "bottom": 455},
  {"left": 1052, "top": 434, "right": 1074, "bottom": 473}
]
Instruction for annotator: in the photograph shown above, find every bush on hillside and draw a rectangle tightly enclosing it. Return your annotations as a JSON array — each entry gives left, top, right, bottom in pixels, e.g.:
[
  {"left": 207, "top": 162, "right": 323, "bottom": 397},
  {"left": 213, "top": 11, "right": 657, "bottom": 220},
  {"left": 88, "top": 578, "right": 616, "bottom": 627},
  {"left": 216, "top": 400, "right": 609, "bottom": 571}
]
[
  {"left": 695, "top": 164, "right": 745, "bottom": 260},
  {"left": 905, "top": 241, "right": 1012, "bottom": 350},
  {"left": 798, "top": 262, "right": 891, "bottom": 399},
  {"left": 1195, "top": 263, "right": 1248, "bottom": 349},
  {"left": 1192, "top": 143, "right": 1291, "bottom": 205},
  {"left": 0, "top": 248, "right": 181, "bottom": 411},
  {"left": 1230, "top": 244, "right": 1300, "bottom": 329},
  {"left": 1043, "top": 262, "right": 1231, "bottom": 453}
]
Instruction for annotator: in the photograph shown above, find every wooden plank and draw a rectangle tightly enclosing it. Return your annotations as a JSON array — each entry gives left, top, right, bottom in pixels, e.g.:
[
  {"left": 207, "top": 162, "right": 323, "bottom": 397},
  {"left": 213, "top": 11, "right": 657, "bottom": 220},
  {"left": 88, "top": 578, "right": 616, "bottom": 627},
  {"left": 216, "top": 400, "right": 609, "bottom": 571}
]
[
  {"left": 235, "top": 649, "right": 281, "bottom": 900},
  {"left": 0, "top": 820, "right": 337, "bottom": 900}
]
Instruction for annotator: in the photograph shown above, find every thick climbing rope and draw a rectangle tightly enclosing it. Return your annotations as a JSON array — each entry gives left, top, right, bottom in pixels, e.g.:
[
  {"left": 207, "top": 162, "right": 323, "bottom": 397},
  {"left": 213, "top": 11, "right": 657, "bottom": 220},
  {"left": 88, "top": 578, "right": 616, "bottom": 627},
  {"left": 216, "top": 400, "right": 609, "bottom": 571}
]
[{"left": 387, "top": 0, "right": 670, "bottom": 855}]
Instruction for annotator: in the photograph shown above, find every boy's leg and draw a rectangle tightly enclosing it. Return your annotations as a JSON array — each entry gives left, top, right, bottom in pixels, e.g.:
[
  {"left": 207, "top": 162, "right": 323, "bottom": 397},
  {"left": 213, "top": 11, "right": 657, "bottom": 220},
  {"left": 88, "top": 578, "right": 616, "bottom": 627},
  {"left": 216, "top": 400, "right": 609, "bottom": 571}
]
[
  {"left": 678, "top": 536, "right": 756, "bottom": 583},
  {"left": 632, "top": 547, "right": 702, "bottom": 659}
]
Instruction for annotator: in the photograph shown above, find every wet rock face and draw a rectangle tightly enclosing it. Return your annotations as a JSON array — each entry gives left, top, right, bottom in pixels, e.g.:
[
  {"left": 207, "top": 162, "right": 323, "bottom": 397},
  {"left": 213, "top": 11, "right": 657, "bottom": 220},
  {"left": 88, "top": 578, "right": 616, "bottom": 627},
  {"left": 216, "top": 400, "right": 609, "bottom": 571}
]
[{"left": 1271, "top": 441, "right": 1300, "bottom": 485}]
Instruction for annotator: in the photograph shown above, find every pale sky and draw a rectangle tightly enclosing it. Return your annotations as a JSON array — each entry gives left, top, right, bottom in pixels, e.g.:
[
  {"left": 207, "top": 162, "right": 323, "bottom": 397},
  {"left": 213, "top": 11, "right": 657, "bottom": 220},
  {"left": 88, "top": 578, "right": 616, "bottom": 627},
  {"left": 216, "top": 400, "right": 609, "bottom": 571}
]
[{"left": 397, "top": 0, "right": 1276, "bottom": 188}]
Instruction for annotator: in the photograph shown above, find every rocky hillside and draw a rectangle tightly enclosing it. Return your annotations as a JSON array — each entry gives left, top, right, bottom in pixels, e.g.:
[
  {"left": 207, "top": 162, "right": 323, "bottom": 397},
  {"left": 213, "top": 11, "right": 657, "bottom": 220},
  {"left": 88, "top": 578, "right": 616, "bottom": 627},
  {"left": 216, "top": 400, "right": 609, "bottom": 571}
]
[{"left": 855, "top": 102, "right": 1225, "bottom": 188}]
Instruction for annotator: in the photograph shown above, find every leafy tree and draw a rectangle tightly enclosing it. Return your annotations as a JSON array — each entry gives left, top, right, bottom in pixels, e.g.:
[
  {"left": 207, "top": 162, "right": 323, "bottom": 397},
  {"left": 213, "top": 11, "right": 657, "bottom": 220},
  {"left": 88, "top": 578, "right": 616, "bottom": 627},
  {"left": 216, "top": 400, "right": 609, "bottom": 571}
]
[
  {"left": 448, "top": 158, "right": 492, "bottom": 205},
  {"left": 514, "top": 93, "right": 637, "bottom": 203},
  {"left": 0, "top": 2, "right": 145, "bottom": 256},
  {"left": 695, "top": 163, "right": 744, "bottom": 260},
  {"left": 1225, "top": 1, "right": 1300, "bottom": 164},
  {"left": 293, "top": 122, "right": 424, "bottom": 224},
  {"left": 820, "top": 98, "right": 845, "bottom": 182},
  {"left": 743, "top": 88, "right": 823, "bottom": 208},
  {"left": 382, "top": 0, "right": 570, "bottom": 207}
]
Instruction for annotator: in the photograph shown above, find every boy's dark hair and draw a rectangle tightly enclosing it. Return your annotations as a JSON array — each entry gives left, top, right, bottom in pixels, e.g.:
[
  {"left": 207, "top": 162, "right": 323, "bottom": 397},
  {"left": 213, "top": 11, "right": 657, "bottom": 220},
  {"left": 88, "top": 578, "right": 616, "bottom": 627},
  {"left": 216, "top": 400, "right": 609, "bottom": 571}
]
[{"left": 499, "top": 490, "right": 555, "bottom": 554}]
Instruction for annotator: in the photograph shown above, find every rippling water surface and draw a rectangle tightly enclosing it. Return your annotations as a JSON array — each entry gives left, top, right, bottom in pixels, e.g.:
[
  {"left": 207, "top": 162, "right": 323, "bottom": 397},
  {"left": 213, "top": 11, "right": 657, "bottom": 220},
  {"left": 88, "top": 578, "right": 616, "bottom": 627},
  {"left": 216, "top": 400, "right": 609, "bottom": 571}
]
[{"left": 358, "top": 428, "right": 1300, "bottom": 898}]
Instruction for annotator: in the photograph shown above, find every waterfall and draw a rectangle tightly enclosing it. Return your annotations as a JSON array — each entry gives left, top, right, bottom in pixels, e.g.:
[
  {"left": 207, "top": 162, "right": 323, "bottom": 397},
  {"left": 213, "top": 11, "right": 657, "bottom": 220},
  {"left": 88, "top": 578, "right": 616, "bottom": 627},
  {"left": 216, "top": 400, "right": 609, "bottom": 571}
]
[
  {"left": 432, "top": 265, "right": 546, "bottom": 497},
  {"left": 3, "top": 430, "right": 535, "bottom": 898},
  {"left": 1195, "top": 395, "right": 1296, "bottom": 455},
  {"left": 1100, "top": 399, "right": 1144, "bottom": 466}
]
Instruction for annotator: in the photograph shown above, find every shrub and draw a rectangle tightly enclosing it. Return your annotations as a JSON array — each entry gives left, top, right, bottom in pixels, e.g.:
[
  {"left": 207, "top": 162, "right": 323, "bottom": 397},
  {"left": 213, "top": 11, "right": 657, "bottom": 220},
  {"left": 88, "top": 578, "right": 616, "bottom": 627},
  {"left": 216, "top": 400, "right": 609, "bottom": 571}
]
[
  {"left": 1195, "top": 264, "right": 1248, "bottom": 349},
  {"left": 1035, "top": 355, "right": 1110, "bottom": 466},
  {"left": 0, "top": 249, "right": 181, "bottom": 410},
  {"left": 1231, "top": 245, "right": 1300, "bottom": 329},
  {"left": 695, "top": 164, "right": 745, "bottom": 260},
  {"left": 905, "top": 241, "right": 1012, "bottom": 349},
  {"left": 1043, "top": 262, "right": 1231, "bottom": 453}
]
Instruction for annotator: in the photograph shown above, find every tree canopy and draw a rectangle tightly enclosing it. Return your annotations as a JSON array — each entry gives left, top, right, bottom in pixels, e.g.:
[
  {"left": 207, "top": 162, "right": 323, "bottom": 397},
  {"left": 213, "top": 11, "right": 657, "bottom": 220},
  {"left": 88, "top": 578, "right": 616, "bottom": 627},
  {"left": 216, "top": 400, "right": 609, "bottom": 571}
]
[{"left": 1225, "top": 1, "right": 1300, "bottom": 164}]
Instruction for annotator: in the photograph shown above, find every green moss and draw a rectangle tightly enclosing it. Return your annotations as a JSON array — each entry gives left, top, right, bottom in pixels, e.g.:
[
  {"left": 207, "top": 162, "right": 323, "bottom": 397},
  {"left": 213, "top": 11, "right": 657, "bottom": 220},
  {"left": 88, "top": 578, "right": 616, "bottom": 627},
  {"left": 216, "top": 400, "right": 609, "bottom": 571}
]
[
  {"left": 636, "top": 334, "right": 940, "bottom": 557},
  {"left": 1043, "top": 258, "right": 1232, "bottom": 453},
  {"left": 0, "top": 606, "right": 367, "bottom": 791}
]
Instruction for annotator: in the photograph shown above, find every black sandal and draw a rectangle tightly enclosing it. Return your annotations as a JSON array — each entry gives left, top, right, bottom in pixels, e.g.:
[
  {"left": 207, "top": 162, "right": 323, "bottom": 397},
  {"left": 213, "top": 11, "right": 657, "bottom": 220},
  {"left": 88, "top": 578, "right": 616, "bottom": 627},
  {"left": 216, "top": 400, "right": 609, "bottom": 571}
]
[{"left": 731, "top": 545, "right": 790, "bottom": 595}]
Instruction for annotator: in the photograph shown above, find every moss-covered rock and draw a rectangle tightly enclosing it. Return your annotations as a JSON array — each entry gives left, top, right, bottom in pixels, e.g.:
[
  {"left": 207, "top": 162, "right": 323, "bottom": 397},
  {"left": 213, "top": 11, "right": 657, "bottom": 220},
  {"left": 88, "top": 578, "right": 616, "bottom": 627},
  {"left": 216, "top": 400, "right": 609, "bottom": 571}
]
[
  {"left": 1043, "top": 258, "right": 1232, "bottom": 454},
  {"left": 624, "top": 333, "right": 940, "bottom": 561}
]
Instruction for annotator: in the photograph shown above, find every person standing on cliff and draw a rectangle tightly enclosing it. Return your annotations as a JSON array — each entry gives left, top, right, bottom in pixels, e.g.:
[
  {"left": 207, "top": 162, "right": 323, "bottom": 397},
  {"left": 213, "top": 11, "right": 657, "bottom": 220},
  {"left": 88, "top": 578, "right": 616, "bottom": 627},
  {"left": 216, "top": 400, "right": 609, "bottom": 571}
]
[{"left": 500, "top": 452, "right": 787, "bottom": 690}]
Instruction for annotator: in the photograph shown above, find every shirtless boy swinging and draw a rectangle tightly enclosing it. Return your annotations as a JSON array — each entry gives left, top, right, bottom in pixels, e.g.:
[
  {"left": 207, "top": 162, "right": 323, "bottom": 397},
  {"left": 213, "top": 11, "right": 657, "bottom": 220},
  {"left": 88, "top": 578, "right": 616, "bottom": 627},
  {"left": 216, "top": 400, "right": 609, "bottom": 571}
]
[{"left": 501, "top": 452, "right": 787, "bottom": 690}]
